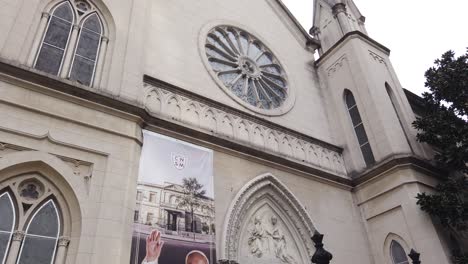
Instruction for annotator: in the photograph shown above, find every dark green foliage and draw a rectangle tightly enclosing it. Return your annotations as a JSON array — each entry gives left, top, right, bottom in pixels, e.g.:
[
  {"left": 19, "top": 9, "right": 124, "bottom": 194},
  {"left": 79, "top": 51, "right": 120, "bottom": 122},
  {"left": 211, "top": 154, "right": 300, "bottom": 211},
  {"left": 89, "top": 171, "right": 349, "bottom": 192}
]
[{"left": 413, "top": 49, "right": 468, "bottom": 263}]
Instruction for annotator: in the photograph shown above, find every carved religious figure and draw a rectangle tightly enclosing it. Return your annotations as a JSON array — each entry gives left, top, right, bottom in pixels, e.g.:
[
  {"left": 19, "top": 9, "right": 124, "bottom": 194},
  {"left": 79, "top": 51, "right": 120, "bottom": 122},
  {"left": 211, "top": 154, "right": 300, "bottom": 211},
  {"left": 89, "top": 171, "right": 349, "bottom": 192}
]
[
  {"left": 266, "top": 216, "right": 296, "bottom": 264},
  {"left": 247, "top": 217, "right": 266, "bottom": 258},
  {"left": 247, "top": 215, "right": 297, "bottom": 264}
]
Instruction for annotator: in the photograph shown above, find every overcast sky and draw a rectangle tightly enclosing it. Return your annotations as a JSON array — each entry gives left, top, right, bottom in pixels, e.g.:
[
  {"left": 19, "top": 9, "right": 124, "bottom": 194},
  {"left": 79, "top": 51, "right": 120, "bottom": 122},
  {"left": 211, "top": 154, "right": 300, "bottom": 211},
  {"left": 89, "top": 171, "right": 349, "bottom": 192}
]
[{"left": 282, "top": 0, "right": 468, "bottom": 95}]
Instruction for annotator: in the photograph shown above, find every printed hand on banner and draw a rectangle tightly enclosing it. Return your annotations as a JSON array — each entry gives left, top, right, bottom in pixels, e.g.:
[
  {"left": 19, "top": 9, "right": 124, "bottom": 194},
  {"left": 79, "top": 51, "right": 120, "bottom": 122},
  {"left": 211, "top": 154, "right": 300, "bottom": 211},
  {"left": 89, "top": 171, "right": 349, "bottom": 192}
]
[{"left": 145, "top": 230, "right": 164, "bottom": 262}]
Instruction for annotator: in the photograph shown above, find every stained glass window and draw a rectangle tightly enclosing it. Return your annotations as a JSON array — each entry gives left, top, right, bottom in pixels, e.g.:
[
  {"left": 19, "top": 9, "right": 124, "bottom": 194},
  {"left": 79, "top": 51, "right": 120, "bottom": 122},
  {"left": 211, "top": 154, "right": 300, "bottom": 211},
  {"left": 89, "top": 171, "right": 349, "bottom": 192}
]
[
  {"left": 205, "top": 26, "right": 288, "bottom": 111},
  {"left": 17, "top": 200, "right": 60, "bottom": 264},
  {"left": 391, "top": 240, "right": 409, "bottom": 264},
  {"left": 0, "top": 193, "right": 15, "bottom": 264},
  {"left": 34, "top": 2, "right": 74, "bottom": 75},
  {"left": 69, "top": 13, "right": 102, "bottom": 86}
]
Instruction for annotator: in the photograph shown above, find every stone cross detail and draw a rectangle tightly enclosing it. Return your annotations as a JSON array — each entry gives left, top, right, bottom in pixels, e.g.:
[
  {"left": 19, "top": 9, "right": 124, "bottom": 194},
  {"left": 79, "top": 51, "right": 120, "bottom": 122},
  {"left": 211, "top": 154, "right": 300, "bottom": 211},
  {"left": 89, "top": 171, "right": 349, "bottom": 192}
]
[
  {"left": 408, "top": 249, "right": 421, "bottom": 264},
  {"left": 311, "top": 231, "right": 333, "bottom": 264}
]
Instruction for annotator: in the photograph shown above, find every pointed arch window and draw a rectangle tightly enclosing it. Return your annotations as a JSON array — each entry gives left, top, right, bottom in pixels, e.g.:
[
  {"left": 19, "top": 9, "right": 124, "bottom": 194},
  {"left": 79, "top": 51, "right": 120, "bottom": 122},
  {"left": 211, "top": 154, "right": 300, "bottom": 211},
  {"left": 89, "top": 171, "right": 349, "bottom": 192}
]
[
  {"left": 345, "top": 90, "right": 375, "bottom": 166},
  {"left": 34, "top": 2, "right": 74, "bottom": 75},
  {"left": 0, "top": 175, "right": 71, "bottom": 264},
  {"left": 69, "top": 13, "right": 103, "bottom": 86},
  {"left": 17, "top": 200, "right": 60, "bottom": 264},
  {"left": 0, "top": 193, "right": 15, "bottom": 264},
  {"left": 390, "top": 240, "right": 409, "bottom": 264},
  {"left": 31, "top": 0, "right": 108, "bottom": 88}
]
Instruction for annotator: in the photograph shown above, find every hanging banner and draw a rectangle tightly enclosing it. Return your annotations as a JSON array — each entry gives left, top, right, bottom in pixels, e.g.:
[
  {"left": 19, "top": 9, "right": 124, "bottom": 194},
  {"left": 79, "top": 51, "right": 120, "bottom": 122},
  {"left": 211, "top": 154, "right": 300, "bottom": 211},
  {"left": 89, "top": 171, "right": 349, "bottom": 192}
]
[{"left": 130, "top": 130, "right": 215, "bottom": 264}]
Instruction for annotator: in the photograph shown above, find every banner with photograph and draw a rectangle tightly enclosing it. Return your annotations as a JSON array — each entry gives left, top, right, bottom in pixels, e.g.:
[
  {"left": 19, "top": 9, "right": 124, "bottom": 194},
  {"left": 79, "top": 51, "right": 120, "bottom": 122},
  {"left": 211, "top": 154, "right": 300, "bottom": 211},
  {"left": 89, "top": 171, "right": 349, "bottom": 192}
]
[{"left": 130, "top": 131, "right": 216, "bottom": 264}]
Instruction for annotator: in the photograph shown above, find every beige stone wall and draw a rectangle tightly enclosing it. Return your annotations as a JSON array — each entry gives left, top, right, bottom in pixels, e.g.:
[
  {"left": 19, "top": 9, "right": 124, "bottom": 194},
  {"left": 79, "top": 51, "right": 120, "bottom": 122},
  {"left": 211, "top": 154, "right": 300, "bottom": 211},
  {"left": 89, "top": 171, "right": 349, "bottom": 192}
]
[
  {"left": 0, "top": 75, "right": 142, "bottom": 263},
  {"left": 141, "top": 0, "right": 334, "bottom": 142},
  {"left": 316, "top": 35, "right": 430, "bottom": 173},
  {"left": 355, "top": 167, "right": 452, "bottom": 264},
  {"left": 213, "top": 150, "right": 373, "bottom": 264}
]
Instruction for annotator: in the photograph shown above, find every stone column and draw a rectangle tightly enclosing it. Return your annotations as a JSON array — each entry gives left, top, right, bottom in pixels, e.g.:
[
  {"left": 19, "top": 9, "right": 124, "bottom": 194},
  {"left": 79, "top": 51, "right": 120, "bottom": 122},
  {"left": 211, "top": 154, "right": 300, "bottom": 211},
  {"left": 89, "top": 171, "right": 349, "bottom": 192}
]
[
  {"left": 54, "top": 236, "right": 70, "bottom": 264},
  {"left": 5, "top": 231, "right": 25, "bottom": 264},
  {"left": 60, "top": 24, "right": 80, "bottom": 78},
  {"left": 332, "top": 3, "right": 352, "bottom": 35},
  {"left": 92, "top": 36, "right": 109, "bottom": 88},
  {"left": 27, "top": 12, "right": 50, "bottom": 67}
]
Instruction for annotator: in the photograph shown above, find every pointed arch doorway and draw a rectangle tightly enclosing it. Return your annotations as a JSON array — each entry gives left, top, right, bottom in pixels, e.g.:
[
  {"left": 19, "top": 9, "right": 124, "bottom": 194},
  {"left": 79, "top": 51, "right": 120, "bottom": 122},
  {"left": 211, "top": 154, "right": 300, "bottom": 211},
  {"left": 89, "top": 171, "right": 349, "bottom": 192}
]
[{"left": 222, "top": 173, "right": 317, "bottom": 264}]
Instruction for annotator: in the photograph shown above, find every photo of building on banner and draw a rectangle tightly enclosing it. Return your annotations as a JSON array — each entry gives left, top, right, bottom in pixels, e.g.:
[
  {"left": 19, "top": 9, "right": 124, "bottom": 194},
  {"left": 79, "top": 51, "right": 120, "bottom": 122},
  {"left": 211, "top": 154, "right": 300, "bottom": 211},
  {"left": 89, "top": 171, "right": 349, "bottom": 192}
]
[{"left": 130, "top": 131, "right": 215, "bottom": 264}]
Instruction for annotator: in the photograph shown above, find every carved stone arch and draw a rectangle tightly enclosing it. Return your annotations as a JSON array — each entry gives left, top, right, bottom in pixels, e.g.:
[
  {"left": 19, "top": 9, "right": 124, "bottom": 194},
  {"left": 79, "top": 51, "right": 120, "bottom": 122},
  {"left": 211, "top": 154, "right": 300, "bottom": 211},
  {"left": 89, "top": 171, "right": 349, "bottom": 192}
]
[
  {"left": 250, "top": 126, "right": 264, "bottom": 148},
  {"left": 222, "top": 173, "right": 316, "bottom": 263},
  {"left": 280, "top": 134, "right": 294, "bottom": 158},
  {"left": 266, "top": 130, "right": 279, "bottom": 152},
  {"left": 293, "top": 139, "right": 307, "bottom": 162},
  {"left": 0, "top": 151, "right": 82, "bottom": 263},
  {"left": 144, "top": 87, "right": 162, "bottom": 114},
  {"left": 235, "top": 119, "right": 251, "bottom": 143},
  {"left": 165, "top": 95, "right": 182, "bottom": 120},
  {"left": 383, "top": 233, "right": 412, "bottom": 264},
  {"left": 40, "top": 0, "right": 114, "bottom": 37},
  {"left": 218, "top": 114, "right": 234, "bottom": 138},
  {"left": 201, "top": 107, "right": 217, "bottom": 133},
  {"left": 182, "top": 100, "right": 201, "bottom": 127}
]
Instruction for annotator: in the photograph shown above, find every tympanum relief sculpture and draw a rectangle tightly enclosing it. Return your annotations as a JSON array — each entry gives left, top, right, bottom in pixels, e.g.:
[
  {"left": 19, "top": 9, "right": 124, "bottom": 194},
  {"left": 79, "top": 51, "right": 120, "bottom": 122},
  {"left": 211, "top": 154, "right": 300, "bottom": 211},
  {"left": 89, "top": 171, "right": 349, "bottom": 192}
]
[{"left": 247, "top": 215, "right": 297, "bottom": 264}]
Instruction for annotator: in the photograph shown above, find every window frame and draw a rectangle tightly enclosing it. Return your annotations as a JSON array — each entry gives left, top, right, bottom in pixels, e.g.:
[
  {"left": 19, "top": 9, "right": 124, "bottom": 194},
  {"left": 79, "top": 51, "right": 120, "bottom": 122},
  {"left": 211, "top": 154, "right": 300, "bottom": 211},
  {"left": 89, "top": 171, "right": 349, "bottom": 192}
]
[
  {"left": 344, "top": 90, "right": 376, "bottom": 167},
  {"left": 16, "top": 199, "right": 61, "bottom": 264},
  {"left": 33, "top": 1, "right": 75, "bottom": 75},
  {"left": 390, "top": 240, "right": 409, "bottom": 264},
  {"left": 0, "top": 192, "right": 15, "bottom": 264},
  {"left": 68, "top": 12, "right": 103, "bottom": 86},
  {"left": 31, "top": 0, "right": 108, "bottom": 88}
]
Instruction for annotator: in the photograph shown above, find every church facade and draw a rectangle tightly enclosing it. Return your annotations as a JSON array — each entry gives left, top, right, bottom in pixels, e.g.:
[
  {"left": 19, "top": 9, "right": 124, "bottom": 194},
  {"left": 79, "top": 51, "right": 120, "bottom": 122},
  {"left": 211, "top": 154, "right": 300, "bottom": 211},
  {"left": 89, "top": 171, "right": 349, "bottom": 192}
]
[{"left": 0, "top": 0, "right": 457, "bottom": 263}]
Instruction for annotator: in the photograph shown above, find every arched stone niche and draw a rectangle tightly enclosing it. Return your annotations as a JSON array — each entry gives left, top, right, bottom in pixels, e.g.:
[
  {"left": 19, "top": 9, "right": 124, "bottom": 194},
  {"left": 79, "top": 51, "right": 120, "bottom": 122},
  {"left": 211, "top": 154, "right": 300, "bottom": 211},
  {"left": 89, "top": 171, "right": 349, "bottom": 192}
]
[{"left": 222, "top": 173, "right": 316, "bottom": 264}]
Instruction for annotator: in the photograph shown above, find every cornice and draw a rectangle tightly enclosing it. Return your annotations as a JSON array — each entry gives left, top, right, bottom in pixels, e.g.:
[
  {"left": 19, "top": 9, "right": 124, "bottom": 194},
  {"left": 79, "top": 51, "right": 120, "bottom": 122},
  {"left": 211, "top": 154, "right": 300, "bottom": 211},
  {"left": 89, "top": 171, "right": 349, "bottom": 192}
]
[
  {"left": 315, "top": 31, "right": 391, "bottom": 66},
  {"left": 0, "top": 60, "right": 444, "bottom": 188}
]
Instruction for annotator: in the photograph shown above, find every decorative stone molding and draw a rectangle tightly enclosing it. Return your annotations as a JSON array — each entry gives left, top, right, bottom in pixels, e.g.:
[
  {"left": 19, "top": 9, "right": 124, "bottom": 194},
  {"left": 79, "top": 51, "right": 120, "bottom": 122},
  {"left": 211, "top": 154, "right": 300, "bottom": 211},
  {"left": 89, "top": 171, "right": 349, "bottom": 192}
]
[
  {"left": 58, "top": 236, "right": 71, "bottom": 248},
  {"left": 221, "top": 173, "right": 316, "bottom": 262},
  {"left": 12, "top": 231, "right": 25, "bottom": 242},
  {"left": 369, "top": 50, "right": 386, "bottom": 65},
  {"left": 56, "top": 155, "right": 93, "bottom": 181},
  {"left": 0, "top": 142, "right": 30, "bottom": 157},
  {"left": 332, "top": 3, "right": 347, "bottom": 16},
  {"left": 143, "top": 80, "right": 347, "bottom": 178},
  {"left": 326, "top": 55, "right": 347, "bottom": 77},
  {"left": 0, "top": 141, "right": 94, "bottom": 182}
]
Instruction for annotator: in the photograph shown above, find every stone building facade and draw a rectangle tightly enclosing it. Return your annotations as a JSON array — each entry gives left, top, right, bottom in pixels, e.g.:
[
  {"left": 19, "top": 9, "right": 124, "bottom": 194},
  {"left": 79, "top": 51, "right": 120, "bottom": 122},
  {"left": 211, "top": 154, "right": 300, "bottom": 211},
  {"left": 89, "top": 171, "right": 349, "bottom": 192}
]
[
  {"left": 135, "top": 182, "right": 215, "bottom": 235},
  {"left": 0, "top": 0, "right": 458, "bottom": 263}
]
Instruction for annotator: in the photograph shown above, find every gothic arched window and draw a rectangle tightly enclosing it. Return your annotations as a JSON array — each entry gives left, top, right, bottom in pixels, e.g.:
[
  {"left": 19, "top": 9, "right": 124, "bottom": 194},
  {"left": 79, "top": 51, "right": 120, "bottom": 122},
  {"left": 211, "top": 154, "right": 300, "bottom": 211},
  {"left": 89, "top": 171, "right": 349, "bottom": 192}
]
[
  {"left": 0, "top": 175, "right": 70, "bottom": 264},
  {"left": 31, "top": 0, "right": 108, "bottom": 88},
  {"left": 0, "top": 192, "right": 15, "bottom": 264},
  {"left": 34, "top": 2, "right": 74, "bottom": 76},
  {"left": 17, "top": 200, "right": 60, "bottom": 264},
  {"left": 345, "top": 90, "right": 375, "bottom": 166},
  {"left": 69, "top": 13, "right": 103, "bottom": 86},
  {"left": 390, "top": 240, "right": 409, "bottom": 264}
]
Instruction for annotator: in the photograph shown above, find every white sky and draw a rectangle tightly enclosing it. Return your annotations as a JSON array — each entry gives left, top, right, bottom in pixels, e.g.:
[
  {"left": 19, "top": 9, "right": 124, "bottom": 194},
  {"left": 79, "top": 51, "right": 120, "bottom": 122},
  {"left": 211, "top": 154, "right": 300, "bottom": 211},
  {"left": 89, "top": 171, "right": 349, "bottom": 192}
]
[{"left": 282, "top": 0, "right": 468, "bottom": 95}]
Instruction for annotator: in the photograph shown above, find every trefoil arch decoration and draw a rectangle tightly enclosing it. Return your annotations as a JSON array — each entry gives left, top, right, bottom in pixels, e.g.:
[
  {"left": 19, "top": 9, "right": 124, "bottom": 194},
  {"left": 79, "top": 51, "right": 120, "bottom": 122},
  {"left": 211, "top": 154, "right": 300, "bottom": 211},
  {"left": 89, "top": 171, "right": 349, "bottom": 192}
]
[{"left": 221, "top": 173, "right": 317, "bottom": 263}]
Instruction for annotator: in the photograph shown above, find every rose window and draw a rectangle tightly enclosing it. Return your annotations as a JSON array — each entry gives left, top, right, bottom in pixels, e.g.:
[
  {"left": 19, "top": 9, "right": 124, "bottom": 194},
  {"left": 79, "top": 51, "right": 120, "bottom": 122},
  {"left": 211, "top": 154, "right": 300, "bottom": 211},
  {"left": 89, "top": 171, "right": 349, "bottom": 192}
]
[{"left": 204, "top": 26, "right": 288, "bottom": 111}]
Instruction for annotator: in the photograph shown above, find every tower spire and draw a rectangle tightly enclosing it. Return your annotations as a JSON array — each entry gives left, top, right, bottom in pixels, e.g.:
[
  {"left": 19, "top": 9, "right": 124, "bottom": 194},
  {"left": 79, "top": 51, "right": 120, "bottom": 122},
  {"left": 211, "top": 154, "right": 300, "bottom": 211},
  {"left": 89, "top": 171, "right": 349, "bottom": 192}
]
[{"left": 312, "top": 0, "right": 367, "bottom": 53}]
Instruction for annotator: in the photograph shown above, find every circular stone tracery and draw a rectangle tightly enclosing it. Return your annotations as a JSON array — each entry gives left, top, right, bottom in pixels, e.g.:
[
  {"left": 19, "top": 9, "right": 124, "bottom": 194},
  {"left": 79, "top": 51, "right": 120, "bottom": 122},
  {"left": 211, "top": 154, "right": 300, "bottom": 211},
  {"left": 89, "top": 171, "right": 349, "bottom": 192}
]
[{"left": 205, "top": 26, "right": 288, "bottom": 111}]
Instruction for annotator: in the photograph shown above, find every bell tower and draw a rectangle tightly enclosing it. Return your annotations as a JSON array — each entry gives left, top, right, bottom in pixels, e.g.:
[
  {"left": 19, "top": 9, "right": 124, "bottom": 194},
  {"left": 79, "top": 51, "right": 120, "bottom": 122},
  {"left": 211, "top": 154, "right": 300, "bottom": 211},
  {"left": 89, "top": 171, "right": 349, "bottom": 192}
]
[{"left": 311, "top": 0, "right": 431, "bottom": 174}]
